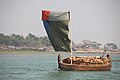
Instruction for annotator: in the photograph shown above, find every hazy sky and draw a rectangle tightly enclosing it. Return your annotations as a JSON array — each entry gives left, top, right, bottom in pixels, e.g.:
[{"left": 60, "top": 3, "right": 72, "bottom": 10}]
[{"left": 0, "top": 0, "right": 120, "bottom": 48}]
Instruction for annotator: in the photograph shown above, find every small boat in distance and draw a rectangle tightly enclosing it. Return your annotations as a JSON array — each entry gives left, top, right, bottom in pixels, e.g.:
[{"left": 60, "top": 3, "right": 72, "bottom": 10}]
[{"left": 42, "top": 10, "right": 112, "bottom": 71}]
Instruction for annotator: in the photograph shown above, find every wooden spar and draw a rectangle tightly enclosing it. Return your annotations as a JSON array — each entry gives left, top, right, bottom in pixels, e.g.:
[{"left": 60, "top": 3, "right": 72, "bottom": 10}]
[{"left": 69, "top": 12, "right": 72, "bottom": 64}]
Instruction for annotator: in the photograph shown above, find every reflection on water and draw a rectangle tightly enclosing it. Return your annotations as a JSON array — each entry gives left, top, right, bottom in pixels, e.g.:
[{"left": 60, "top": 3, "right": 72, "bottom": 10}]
[{"left": 0, "top": 52, "right": 120, "bottom": 80}]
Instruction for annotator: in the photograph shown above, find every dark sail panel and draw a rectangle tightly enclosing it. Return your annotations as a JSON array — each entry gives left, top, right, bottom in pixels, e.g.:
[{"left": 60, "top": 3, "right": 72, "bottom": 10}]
[{"left": 42, "top": 10, "right": 71, "bottom": 52}]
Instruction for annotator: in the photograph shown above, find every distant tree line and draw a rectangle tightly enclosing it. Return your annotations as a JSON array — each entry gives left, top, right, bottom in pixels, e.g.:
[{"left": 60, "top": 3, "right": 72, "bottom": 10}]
[
  {"left": 0, "top": 33, "right": 118, "bottom": 51},
  {"left": 74, "top": 40, "right": 118, "bottom": 51},
  {"left": 0, "top": 33, "right": 52, "bottom": 47}
]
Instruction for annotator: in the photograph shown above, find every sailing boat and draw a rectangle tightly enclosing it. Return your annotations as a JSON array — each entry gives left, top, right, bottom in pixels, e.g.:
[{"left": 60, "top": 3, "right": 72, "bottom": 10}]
[{"left": 42, "top": 10, "right": 111, "bottom": 71}]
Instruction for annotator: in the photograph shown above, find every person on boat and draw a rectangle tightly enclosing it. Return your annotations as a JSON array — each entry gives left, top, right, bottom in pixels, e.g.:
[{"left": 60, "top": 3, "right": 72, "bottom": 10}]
[
  {"left": 107, "top": 54, "right": 110, "bottom": 59},
  {"left": 58, "top": 54, "right": 61, "bottom": 68}
]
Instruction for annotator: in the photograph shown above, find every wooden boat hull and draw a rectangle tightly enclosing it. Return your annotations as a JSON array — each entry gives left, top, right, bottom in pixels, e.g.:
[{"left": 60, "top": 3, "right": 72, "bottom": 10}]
[
  {"left": 59, "top": 62, "right": 112, "bottom": 71},
  {"left": 58, "top": 54, "right": 112, "bottom": 71}
]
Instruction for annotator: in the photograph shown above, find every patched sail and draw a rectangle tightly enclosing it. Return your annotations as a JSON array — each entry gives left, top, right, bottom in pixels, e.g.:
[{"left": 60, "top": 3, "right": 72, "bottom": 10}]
[{"left": 42, "top": 10, "right": 71, "bottom": 52}]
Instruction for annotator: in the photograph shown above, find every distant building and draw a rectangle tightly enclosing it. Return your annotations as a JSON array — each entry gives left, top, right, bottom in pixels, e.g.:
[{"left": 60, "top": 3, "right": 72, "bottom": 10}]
[{"left": 39, "top": 47, "right": 49, "bottom": 51}]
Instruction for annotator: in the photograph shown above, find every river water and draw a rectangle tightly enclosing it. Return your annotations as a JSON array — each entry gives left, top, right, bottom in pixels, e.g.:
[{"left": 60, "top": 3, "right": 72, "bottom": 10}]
[{"left": 0, "top": 52, "right": 120, "bottom": 80}]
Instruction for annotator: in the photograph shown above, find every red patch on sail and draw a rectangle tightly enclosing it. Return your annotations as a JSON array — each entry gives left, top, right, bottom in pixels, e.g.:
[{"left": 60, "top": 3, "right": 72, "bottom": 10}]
[{"left": 42, "top": 10, "right": 50, "bottom": 20}]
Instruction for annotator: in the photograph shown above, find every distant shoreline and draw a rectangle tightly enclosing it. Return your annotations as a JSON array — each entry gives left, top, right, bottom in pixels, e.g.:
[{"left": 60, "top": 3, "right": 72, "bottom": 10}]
[
  {"left": 0, "top": 50, "right": 47, "bottom": 54},
  {"left": 0, "top": 50, "right": 120, "bottom": 54}
]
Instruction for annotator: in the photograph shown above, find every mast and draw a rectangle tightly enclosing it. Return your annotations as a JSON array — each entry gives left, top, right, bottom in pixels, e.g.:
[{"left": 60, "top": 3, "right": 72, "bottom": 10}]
[
  {"left": 70, "top": 28, "right": 72, "bottom": 64},
  {"left": 69, "top": 12, "right": 72, "bottom": 64}
]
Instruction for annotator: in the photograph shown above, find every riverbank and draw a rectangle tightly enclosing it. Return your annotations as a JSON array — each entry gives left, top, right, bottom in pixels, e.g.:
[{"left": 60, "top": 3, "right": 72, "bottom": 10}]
[
  {"left": 75, "top": 51, "right": 120, "bottom": 54},
  {"left": 0, "top": 50, "right": 120, "bottom": 54},
  {"left": 0, "top": 50, "right": 48, "bottom": 54}
]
